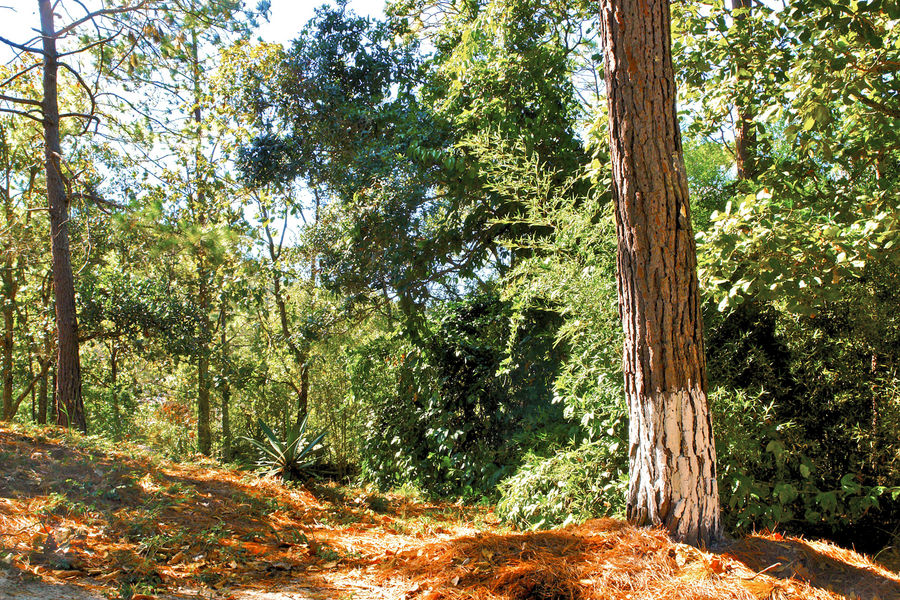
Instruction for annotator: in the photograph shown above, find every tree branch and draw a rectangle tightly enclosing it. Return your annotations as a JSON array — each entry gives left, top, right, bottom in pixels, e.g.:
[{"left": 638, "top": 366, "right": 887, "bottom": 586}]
[
  {"left": 55, "top": 1, "right": 155, "bottom": 38},
  {"left": 0, "top": 107, "right": 44, "bottom": 123},
  {"left": 0, "top": 34, "right": 44, "bottom": 55},
  {"left": 850, "top": 91, "right": 900, "bottom": 119},
  {"left": 0, "top": 64, "right": 42, "bottom": 90},
  {"left": 0, "top": 93, "right": 42, "bottom": 107},
  {"left": 58, "top": 28, "right": 122, "bottom": 58}
]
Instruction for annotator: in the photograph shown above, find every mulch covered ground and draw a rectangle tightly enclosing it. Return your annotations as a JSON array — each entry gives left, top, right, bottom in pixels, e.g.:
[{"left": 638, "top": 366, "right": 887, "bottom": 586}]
[{"left": 1, "top": 424, "right": 898, "bottom": 600}]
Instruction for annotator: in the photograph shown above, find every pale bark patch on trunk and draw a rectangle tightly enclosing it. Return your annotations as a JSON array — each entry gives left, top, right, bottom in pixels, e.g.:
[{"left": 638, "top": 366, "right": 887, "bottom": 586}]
[{"left": 627, "top": 385, "right": 719, "bottom": 546}]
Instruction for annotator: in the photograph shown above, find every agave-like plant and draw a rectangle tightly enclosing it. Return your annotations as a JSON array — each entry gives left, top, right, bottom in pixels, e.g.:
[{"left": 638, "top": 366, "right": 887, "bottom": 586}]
[{"left": 244, "top": 416, "right": 326, "bottom": 480}]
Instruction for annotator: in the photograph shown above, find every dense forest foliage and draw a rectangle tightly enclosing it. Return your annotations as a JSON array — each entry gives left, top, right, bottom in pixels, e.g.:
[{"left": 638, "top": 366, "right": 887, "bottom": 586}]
[{"left": 1, "top": 0, "right": 898, "bottom": 552}]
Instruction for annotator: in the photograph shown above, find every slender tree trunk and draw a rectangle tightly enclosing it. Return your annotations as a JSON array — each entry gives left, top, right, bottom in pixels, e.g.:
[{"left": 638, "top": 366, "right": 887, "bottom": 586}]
[
  {"left": 220, "top": 303, "right": 232, "bottom": 462},
  {"left": 197, "top": 265, "right": 211, "bottom": 455},
  {"left": 50, "top": 364, "right": 57, "bottom": 423},
  {"left": 272, "top": 273, "right": 309, "bottom": 424},
  {"left": 189, "top": 27, "right": 212, "bottom": 456},
  {"left": 38, "top": 365, "right": 48, "bottom": 424},
  {"left": 1, "top": 108, "right": 15, "bottom": 421},
  {"left": 262, "top": 209, "right": 310, "bottom": 425},
  {"left": 731, "top": 0, "right": 757, "bottom": 180},
  {"left": 1, "top": 300, "right": 13, "bottom": 420},
  {"left": 600, "top": 0, "right": 721, "bottom": 547},
  {"left": 110, "top": 343, "right": 121, "bottom": 438},
  {"left": 39, "top": 0, "right": 85, "bottom": 433},
  {"left": 1, "top": 188, "right": 15, "bottom": 421}
]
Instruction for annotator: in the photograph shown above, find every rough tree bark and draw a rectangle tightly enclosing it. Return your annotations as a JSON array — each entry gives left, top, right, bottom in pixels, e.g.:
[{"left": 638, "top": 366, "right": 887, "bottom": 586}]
[
  {"left": 599, "top": 0, "right": 722, "bottom": 546},
  {"left": 39, "top": 0, "right": 86, "bottom": 432}
]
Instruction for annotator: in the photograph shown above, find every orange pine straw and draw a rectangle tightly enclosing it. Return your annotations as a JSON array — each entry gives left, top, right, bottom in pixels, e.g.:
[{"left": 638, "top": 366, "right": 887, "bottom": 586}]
[
  {"left": 373, "top": 520, "right": 900, "bottom": 600},
  {"left": 1, "top": 424, "right": 898, "bottom": 600}
]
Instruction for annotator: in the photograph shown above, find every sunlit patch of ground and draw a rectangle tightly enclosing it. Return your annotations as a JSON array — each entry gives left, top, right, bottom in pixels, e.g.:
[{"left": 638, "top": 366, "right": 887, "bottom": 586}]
[{"left": 1, "top": 424, "right": 897, "bottom": 600}]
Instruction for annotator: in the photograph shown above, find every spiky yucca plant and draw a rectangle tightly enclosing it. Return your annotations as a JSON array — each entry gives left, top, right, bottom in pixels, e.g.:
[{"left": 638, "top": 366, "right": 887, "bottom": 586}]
[{"left": 244, "top": 416, "right": 326, "bottom": 480}]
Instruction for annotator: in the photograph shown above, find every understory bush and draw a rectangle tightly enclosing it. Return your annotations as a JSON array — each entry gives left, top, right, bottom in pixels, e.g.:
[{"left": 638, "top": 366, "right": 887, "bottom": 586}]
[
  {"left": 496, "top": 439, "right": 628, "bottom": 530},
  {"left": 351, "top": 292, "right": 563, "bottom": 499},
  {"left": 706, "top": 267, "right": 900, "bottom": 551}
]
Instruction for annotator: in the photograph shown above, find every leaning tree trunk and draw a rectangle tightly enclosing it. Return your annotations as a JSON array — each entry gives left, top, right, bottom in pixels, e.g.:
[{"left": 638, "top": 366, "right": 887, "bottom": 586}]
[
  {"left": 599, "top": 0, "right": 721, "bottom": 547},
  {"left": 39, "top": 0, "right": 86, "bottom": 432}
]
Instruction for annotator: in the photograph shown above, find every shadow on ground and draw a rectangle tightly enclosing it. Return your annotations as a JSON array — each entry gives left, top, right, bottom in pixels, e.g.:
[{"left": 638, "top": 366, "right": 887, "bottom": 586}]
[{"left": 725, "top": 535, "right": 900, "bottom": 600}]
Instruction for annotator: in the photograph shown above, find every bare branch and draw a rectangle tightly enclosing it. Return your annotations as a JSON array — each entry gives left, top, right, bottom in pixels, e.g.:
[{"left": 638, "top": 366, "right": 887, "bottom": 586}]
[
  {"left": 851, "top": 91, "right": 900, "bottom": 119},
  {"left": 0, "top": 93, "right": 42, "bottom": 107},
  {"left": 58, "top": 28, "right": 122, "bottom": 58},
  {"left": 58, "top": 111, "right": 100, "bottom": 123},
  {"left": 0, "top": 106, "right": 43, "bottom": 123},
  {"left": 70, "top": 189, "right": 126, "bottom": 212},
  {"left": 55, "top": 1, "right": 155, "bottom": 38},
  {"left": 0, "top": 63, "right": 42, "bottom": 89},
  {"left": 0, "top": 34, "right": 45, "bottom": 55},
  {"left": 58, "top": 61, "right": 97, "bottom": 132}
]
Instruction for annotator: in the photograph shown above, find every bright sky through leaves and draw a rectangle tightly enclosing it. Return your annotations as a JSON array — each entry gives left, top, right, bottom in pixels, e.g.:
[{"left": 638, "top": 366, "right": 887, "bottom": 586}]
[{"left": 0, "top": 0, "right": 386, "bottom": 61}]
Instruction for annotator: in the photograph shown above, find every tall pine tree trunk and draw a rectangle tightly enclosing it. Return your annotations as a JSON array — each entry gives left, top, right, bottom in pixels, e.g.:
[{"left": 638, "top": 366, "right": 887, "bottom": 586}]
[
  {"left": 600, "top": 0, "right": 721, "bottom": 547},
  {"left": 197, "top": 263, "right": 211, "bottom": 455},
  {"left": 1, "top": 133, "right": 15, "bottom": 421},
  {"left": 39, "top": 0, "right": 85, "bottom": 432},
  {"left": 189, "top": 27, "right": 212, "bottom": 456}
]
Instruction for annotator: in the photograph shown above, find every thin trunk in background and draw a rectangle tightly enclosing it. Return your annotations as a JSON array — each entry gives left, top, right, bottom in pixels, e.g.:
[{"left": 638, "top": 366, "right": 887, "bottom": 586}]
[
  {"left": 732, "top": 0, "right": 757, "bottom": 180},
  {"left": 39, "top": 0, "right": 85, "bottom": 432},
  {"left": 220, "top": 302, "right": 232, "bottom": 462}
]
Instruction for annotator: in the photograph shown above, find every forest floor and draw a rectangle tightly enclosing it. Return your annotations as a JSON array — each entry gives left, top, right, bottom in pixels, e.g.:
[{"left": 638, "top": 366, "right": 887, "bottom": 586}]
[{"left": 0, "top": 424, "right": 898, "bottom": 600}]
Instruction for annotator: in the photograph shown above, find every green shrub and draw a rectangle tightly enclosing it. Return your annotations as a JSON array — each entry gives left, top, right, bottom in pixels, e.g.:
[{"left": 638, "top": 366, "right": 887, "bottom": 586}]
[
  {"left": 496, "top": 439, "right": 628, "bottom": 530},
  {"left": 712, "top": 385, "right": 900, "bottom": 546},
  {"left": 351, "top": 292, "right": 563, "bottom": 499}
]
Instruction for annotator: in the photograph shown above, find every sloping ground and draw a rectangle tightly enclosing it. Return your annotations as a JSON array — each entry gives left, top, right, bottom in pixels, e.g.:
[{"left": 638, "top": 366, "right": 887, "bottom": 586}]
[{"left": 0, "top": 424, "right": 898, "bottom": 600}]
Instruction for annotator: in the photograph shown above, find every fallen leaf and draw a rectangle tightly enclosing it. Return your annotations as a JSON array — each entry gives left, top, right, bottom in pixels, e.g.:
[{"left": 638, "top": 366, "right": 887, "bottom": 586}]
[
  {"left": 451, "top": 575, "right": 460, "bottom": 585},
  {"left": 54, "top": 570, "right": 82, "bottom": 578},
  {"left": 707, "top": 557, "right": 727, "bottom": 574}
]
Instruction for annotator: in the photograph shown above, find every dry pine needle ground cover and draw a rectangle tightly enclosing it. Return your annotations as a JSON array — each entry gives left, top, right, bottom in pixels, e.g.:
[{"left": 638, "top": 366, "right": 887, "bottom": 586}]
[{"left": 0, "top": 424, "right": 897, "bottom": 600}]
